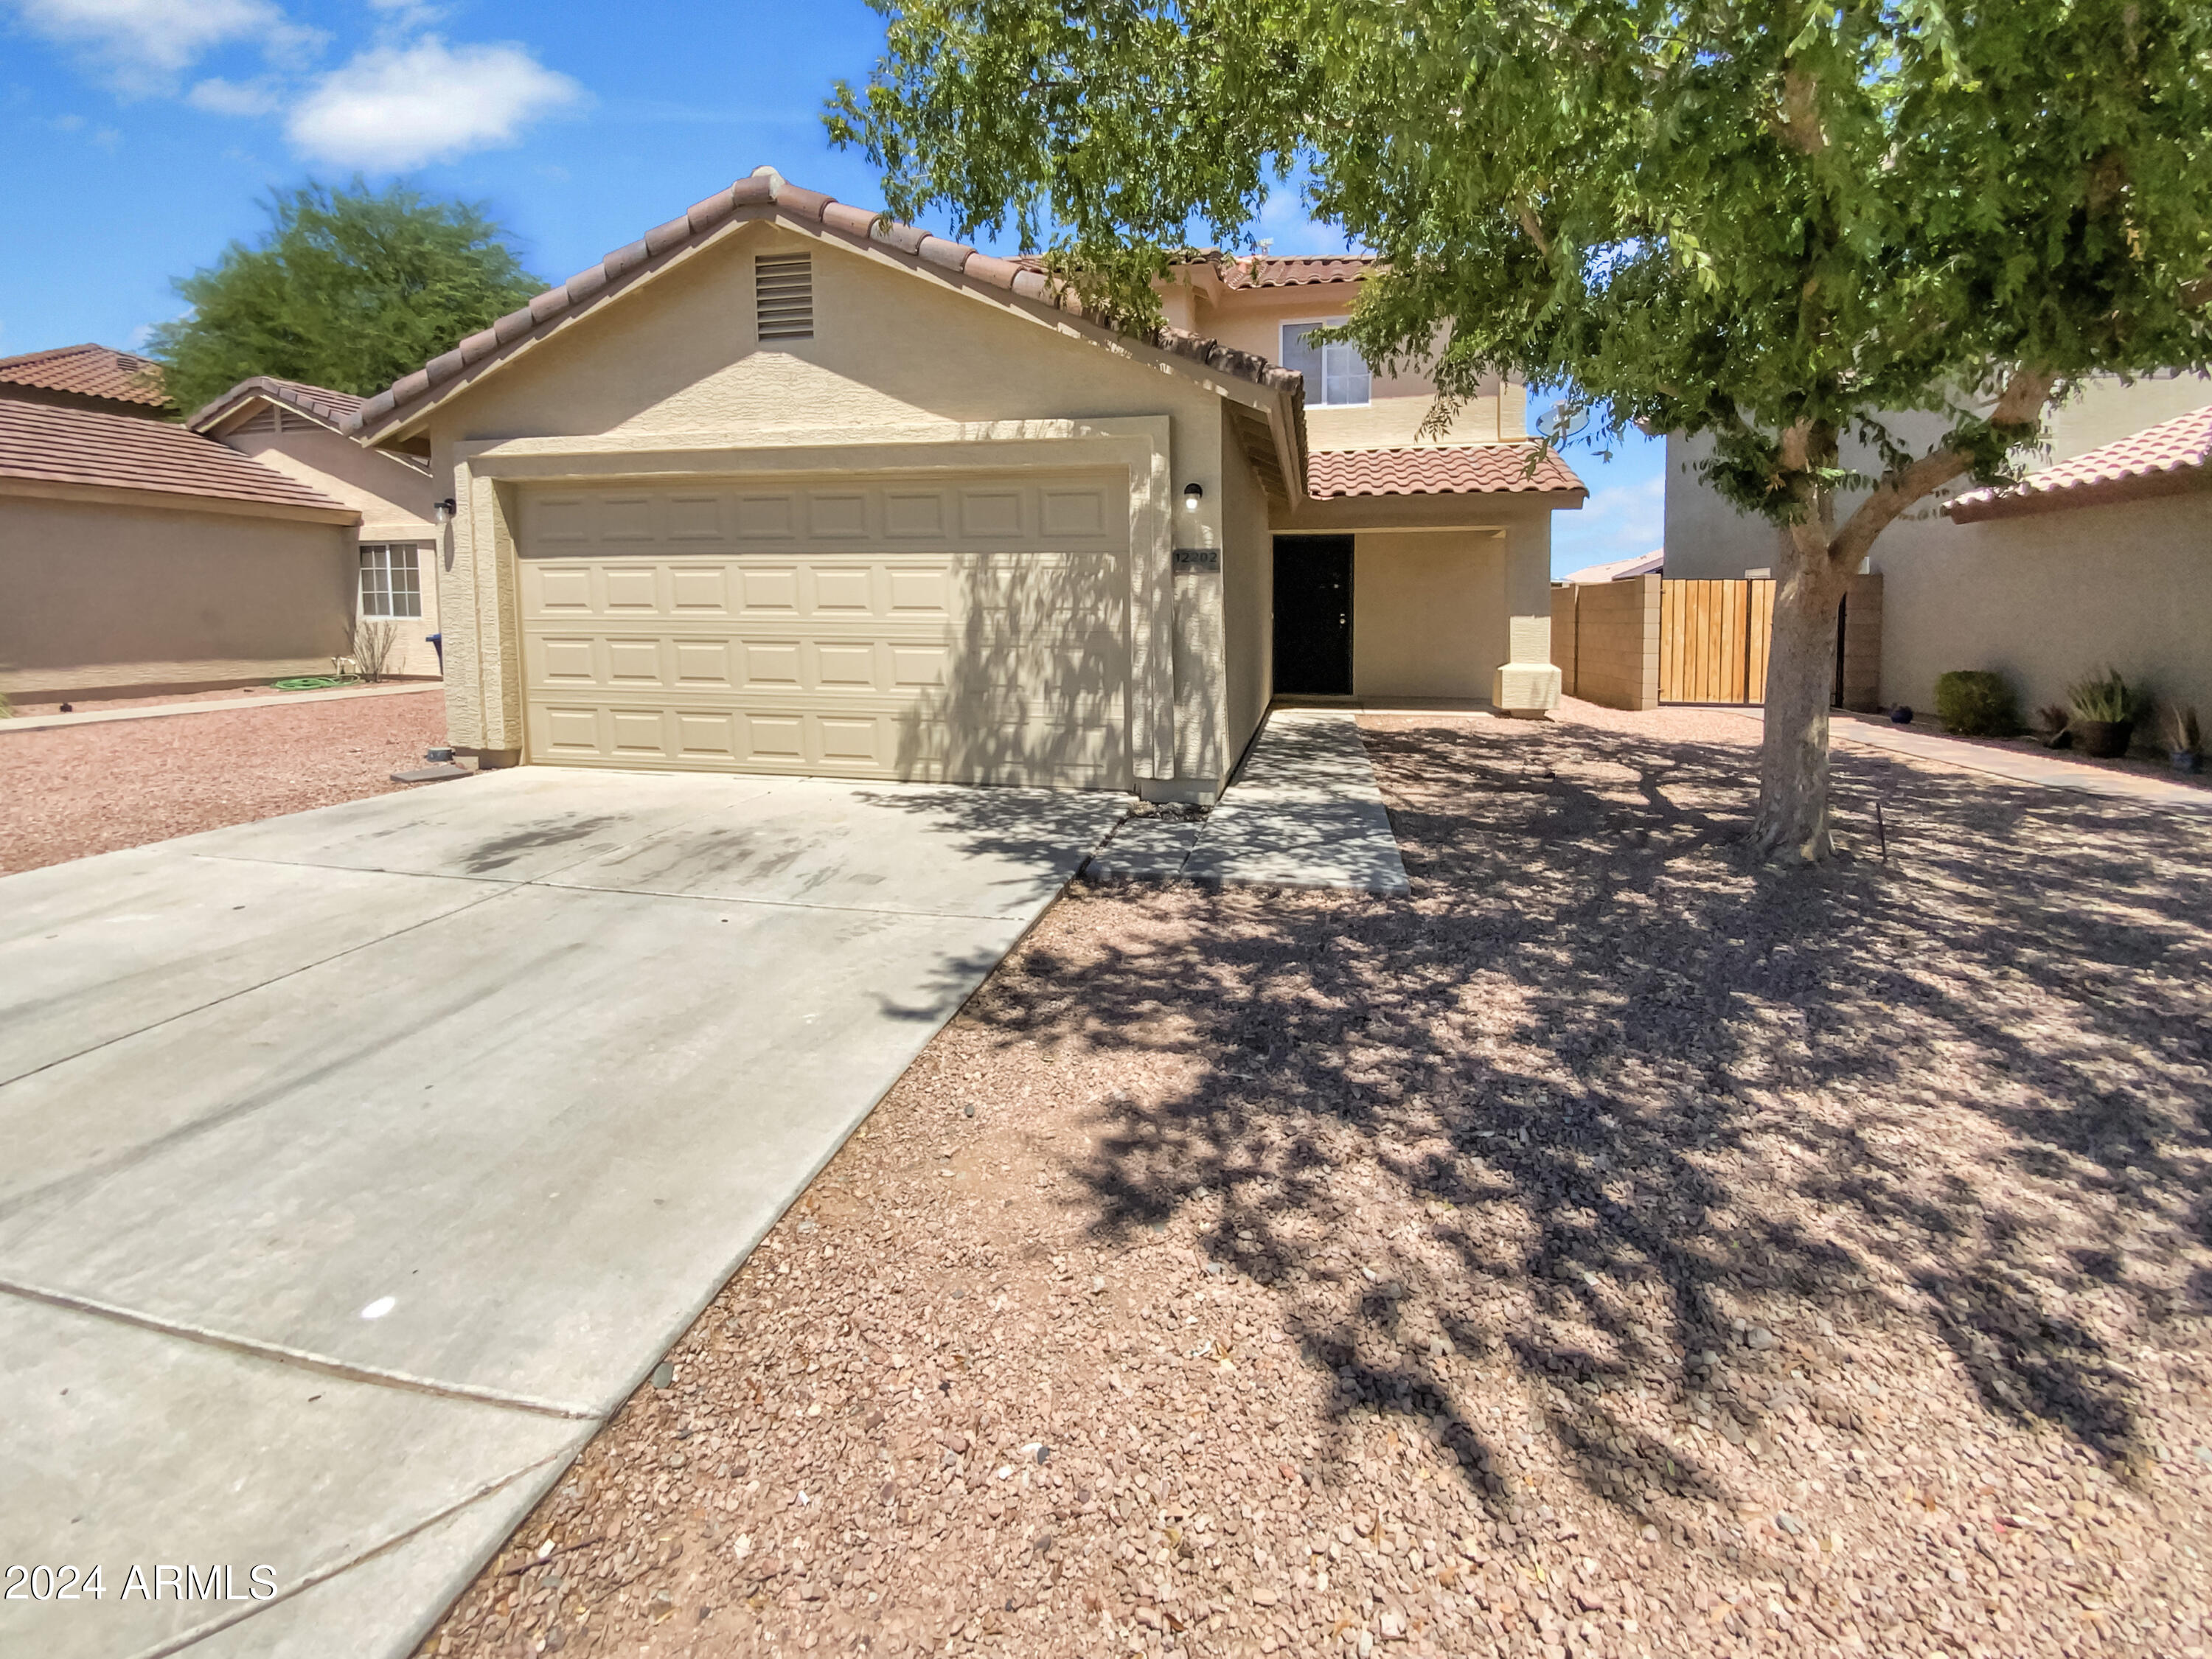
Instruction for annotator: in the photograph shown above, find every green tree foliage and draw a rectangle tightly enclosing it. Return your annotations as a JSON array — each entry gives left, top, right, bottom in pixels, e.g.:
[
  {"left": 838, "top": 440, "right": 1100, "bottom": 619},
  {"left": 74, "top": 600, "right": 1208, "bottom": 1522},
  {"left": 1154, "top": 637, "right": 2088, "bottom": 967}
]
[
  {"left": 150, "top": 181, "right": 544, "bottom": 417},
  {"left": 830, "top": 0, "right": 2212, "bottom": 860}
]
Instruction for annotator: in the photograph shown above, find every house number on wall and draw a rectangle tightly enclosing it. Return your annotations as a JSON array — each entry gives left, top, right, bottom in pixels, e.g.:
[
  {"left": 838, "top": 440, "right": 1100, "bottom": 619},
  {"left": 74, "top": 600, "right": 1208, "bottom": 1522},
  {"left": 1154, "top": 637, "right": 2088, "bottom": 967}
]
[{"left": 1172, "top": 547, "right": 1221, "bottom": 574}]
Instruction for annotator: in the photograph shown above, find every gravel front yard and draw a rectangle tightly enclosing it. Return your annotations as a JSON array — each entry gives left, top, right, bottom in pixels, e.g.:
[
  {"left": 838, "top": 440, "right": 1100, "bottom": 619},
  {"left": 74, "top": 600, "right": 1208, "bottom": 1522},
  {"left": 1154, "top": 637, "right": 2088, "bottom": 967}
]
[
  {"left": 0, "top": 688, "right": 448, "bottom": 874},
  {"left": 409, "top": 703, "right": 2211, "bottom": 1659}
]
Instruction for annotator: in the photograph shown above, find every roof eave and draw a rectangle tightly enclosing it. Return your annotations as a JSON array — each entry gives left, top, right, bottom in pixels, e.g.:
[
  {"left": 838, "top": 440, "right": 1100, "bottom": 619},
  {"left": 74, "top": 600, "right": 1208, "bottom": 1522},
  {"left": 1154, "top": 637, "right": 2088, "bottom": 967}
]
[
  {"left": 189, "top": 378, "right": 348, "bottom": 439},
  {"left": 347, "top": 177, "right": 1309, "bottom": 479},
  {"left": 1946, "top": 465, "right": 2208, "bottom": 523}
]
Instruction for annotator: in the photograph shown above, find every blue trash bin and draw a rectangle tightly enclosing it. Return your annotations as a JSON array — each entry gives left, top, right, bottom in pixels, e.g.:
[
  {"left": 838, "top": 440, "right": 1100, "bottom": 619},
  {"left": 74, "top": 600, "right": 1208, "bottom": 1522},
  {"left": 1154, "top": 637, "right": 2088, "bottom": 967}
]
[{"left": 427, "top": 631, "right": 444, "bottom": 672}]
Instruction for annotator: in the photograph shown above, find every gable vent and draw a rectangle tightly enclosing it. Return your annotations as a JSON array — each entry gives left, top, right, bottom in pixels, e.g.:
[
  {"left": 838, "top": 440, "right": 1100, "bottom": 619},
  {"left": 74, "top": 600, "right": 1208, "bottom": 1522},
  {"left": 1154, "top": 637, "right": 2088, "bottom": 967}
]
[{"left": 755, "top": 253, "right": 814, "bottom": 341}]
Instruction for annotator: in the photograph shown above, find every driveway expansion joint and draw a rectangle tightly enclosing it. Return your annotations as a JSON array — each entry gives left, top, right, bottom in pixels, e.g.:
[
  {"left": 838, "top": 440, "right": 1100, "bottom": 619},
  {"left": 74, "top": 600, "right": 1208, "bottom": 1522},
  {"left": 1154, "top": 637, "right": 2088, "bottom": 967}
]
[
  {"left": 121, "top": 1444, "right": 581, "bottom": 1659},
  {"left": 0, "top": 1276, "right": 600, "bottom": 1419}
]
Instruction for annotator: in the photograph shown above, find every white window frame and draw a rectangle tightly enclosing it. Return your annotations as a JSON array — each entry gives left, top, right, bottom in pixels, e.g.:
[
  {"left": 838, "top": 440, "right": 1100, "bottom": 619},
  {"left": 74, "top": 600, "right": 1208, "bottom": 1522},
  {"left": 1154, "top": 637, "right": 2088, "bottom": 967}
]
[
  {"left": 358, "top": 543, "right": 425, "bottom": 620},
  {"left": 1279, "top": 318, "right": 1372, "bottom": 407}
]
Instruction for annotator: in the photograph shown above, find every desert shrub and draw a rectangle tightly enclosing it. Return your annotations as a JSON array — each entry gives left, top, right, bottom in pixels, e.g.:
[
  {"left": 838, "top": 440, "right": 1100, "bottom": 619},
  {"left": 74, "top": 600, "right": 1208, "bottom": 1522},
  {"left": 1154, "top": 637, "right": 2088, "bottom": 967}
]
[
  {"left": 1933, "top": 670, "right": 2019, "bottom": 737},
  {"left": 348, "top": 618, "right": 403, "bottom": 684}
]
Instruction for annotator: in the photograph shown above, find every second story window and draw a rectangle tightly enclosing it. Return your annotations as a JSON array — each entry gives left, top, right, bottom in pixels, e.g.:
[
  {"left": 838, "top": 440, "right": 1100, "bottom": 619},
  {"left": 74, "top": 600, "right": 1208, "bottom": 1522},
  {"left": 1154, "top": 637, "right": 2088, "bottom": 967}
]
[{"left": 1281, "top": 321, "right": 1371, "bottom": 406}]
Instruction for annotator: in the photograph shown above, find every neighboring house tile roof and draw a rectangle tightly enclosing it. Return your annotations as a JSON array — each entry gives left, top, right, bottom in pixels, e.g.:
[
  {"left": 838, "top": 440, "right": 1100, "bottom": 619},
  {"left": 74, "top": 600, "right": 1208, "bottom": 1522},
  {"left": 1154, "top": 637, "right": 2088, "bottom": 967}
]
[
  {"left": 1307, "top": 443, "right": 1587, "bottom": 500},
  {"left": 0, "top": 343, "right": 170, "bottom": 412},
  {"left": 1562, "top": 549, "right": 1663, "bottom": 582},
  {"left": 0, "top": 398, "right": 355, "bottom": 518},
  {"left": 1947, "top": 403, "right": 2212, "bottom": 522},
  {"left": 347, "top": 167, "right": 1306, "bottom": 448},
  {"left": 189, "top": 375, "right": 367, "bottom": 435},
  {"left": 1217, "top": 254, "right": 1375, "bottom": 289}
]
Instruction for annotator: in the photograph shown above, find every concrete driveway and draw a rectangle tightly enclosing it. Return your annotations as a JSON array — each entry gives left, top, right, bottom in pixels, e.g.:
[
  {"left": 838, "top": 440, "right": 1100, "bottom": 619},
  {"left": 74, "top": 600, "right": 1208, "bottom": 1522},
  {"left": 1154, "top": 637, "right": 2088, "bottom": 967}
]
[{"left": 0, "top": 768, "right": 1124, "bottom": 1659}]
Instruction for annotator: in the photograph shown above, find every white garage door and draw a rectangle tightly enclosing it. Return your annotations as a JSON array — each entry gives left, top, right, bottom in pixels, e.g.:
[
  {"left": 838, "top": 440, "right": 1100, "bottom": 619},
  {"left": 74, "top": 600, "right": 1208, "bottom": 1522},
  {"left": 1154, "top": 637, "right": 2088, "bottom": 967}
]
[{"left": 515, "top": 470, "right": 1130, "bottom": 787}]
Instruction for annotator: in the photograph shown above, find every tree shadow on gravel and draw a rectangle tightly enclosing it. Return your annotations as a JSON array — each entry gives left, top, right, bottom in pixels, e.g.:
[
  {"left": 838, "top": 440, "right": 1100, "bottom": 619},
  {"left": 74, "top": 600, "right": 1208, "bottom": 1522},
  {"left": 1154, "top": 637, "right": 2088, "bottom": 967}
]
[{"left": 956, "top": 714, "right": 2212, "bottom": 1534}]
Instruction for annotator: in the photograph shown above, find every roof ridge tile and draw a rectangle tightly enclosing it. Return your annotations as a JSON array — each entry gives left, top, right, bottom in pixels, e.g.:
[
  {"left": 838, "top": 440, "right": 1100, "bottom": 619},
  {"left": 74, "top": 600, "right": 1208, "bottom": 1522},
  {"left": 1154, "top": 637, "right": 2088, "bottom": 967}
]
[{"left": 345, "top": 164, "right": 1307, "bottom": 442}]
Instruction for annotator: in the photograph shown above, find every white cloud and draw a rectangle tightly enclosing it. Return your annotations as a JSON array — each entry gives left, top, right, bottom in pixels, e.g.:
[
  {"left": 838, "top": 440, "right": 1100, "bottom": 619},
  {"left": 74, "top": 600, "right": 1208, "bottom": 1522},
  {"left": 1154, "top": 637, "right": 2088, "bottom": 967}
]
[
  {"left": 10, "top": 0, "right": 322, "bottom": 91},
  {"left": 187, "top": 76, "right": 282, "bottom": 117},
  {"left": 284, "top": 35, "right": 583, "bottom": 170},
  {"left": 366, "top": 0, "right": 445, "bottom": 29}
]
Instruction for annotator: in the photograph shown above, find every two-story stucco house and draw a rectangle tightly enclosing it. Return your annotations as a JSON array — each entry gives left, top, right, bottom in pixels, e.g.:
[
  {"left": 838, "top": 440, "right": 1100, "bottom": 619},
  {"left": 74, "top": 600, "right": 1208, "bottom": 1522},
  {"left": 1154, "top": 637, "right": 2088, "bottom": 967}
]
[{"left": 345, "top": 167, "right": 1584, "bottom": 801}]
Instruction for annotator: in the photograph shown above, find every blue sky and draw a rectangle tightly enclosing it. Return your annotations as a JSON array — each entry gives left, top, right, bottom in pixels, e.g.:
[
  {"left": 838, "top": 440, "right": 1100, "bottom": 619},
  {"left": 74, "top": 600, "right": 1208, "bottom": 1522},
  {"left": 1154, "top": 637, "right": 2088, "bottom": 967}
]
[{"left": 0, "top": 0, "right": 1660, "bottom": 574}]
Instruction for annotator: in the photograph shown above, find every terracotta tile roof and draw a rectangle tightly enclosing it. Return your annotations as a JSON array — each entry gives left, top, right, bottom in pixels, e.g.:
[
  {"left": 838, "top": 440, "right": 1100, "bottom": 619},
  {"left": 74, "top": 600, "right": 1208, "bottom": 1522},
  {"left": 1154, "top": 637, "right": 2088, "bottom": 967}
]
[
  {"left": 1947, "top": 403, "right": 2212, "bottom": 522},
  {"left": 0, "top": 398, "right": 355, "bottom": 517},
  {"left": 1217, "top": 254, "right": 1376, "bottom": 290},
  {"left": 1307, "top": 443, "right": 1587, "bottom": 500},
  {"left": 347, "top": 167, "right": 1306, "bottom": 448},
  {"left": 0, "top": 343, "right": 170, "bottom": 411},
  {"left": 189, "top": 375, "right": 366, "bottom": 434}
]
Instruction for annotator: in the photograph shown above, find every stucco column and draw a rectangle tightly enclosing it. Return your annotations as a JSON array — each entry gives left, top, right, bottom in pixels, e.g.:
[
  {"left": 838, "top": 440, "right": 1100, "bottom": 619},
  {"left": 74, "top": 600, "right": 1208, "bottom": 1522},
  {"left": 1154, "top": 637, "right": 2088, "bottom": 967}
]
[
  {"left": 1494, "top": 509, "right": 1563, "bottom": 715},
  {"left": 451, "top": 462, "right": 525, "bottom": 765}
]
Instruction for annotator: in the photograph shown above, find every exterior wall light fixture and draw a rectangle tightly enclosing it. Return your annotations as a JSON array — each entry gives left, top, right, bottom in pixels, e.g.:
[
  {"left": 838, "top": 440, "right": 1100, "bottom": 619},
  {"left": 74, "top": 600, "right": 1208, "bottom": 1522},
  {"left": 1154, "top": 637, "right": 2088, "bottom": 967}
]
[
  {"left": 433, "top": 498, "right": 457, "bottom": 526},
  {"left": 1183, "top": 483, "right": 1204, "bottom": 512}
]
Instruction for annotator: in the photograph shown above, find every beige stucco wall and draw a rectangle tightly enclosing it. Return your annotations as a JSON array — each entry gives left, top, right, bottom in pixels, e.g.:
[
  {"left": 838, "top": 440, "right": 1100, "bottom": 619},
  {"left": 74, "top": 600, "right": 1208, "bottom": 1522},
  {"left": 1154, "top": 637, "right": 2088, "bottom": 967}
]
[
  {"left": 1351, "top": 529, "right": 1509, "bottom": 699},
  {"left": 1880, "top": 494, "right": 2211, "bottom": 723},
  {"left": 410, "top": 220, "right": 1253, "bottom": 796},
  {"left": 1218, "top": 427, "right": 1273, "bottom": 765},
  {"left": 223, "top": 420, "right": 444, "bottom": 678},
  {"left": 0, "top": 490, "right": 355, "bottom": 700},
  {"left": 1162, "top": 276, "right": 1519, "bottom": 448}
]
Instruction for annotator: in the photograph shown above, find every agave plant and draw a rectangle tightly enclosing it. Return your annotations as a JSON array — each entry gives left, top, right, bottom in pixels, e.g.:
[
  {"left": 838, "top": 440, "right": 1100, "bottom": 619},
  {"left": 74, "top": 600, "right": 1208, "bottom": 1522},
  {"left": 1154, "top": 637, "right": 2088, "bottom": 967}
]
[
  {"left": 2067, "top": 668, "right": 2147, "bottom": 726},
  {"left": 2165, "top": 703, "right": 2203, "bottom": 756}
]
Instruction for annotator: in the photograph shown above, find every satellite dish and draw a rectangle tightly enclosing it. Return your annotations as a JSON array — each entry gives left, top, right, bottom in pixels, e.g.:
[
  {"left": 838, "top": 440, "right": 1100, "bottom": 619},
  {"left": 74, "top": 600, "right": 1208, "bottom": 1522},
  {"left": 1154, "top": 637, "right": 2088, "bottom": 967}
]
[{"left": 1543, "top": 402, "right": 1591, "bottom": 442}]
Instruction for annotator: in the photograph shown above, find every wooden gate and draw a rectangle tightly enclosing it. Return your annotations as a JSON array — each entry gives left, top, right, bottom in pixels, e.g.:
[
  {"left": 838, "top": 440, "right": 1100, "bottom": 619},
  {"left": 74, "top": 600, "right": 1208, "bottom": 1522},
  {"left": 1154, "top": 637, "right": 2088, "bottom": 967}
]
[{"left": 1659, "top": 578, "right": 1775, "bottom": 704}]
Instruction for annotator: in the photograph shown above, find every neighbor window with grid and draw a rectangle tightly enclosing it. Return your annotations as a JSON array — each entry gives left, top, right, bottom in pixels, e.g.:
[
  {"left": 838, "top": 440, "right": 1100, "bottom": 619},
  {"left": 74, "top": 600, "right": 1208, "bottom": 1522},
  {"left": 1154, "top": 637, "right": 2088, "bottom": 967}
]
[
  {"left": 359, "top": 544, "right": 424, "bottom": 619},
  {"left": 1280, "top": 321, "right": 1372, "bottom": 406}
]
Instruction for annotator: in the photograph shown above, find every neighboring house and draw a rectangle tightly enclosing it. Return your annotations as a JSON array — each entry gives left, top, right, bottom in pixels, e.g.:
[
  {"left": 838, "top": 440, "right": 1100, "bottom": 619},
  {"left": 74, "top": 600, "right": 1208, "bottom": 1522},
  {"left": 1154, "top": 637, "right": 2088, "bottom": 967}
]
[
  {"left": 344, "top": 167, "right": 1585, "bottom": 799},
  {"left": 1559, "top": 549, "right": 1663, "bottom": 584},
  {"left": 0, "top": 400, "right": 360, "bottom": 703},
  {"left": 189, "top": 378, "right": 445, "bottom": 679},
  {"left": 1663, "top": 373, "right": 2212, "bottom": 719},
  {"left": 0, "top": 342, "right": 173, "bottom": 419}
]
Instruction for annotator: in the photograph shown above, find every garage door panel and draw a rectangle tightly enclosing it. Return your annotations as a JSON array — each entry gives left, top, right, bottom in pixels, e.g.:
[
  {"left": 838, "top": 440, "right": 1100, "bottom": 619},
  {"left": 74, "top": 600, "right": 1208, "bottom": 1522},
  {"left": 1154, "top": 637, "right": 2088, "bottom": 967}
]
[
  {"left": 608, "top": 709, "right": 670, "bottom": 757},
  {"left": 520, "top": 470, "right": 1127, "bottom": 787},
  {"left": 668, "top": 566, "right": 731, "bottom": 613},
  {"left": 667, "top": 494, "right": 725, "bottom": 541},
  {"left": 813, "top": 641, "right": 881, "bottom": 690},
  {"left": 807, "top": 492, "right": 869, "bottom": 539},
  {"left": 672, "top": 639, "right": 736, "bottom": 688},
  {"left": 738, "top": 640, "right": 804, "bottom": 689},
  {"left": 535, "top": 636, "right": 599, "bottom": 684},
  {"left": 605, "top": 638, "right": 664, "bottom": 685},
  {"left": 603, "top": 568, "right": 660, "bottom": 611},
  {"left": 736, "top": 567, "right": 799, "bottom": 613},
  {"left": 539, "top": 706, "right": 604, "bottom": 755},
  {"left": 810, "top": 567, "right": 875, "bottom": 614},
  {"left": 676, "top": 711, "right": 740, "bottom": 760}
]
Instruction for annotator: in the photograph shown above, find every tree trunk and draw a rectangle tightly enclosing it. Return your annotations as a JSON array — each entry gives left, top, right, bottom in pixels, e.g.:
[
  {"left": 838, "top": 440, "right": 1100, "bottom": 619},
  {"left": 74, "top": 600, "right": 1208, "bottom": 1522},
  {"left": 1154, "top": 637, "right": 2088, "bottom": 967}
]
[{"left": 1751, "top": 527, "right": 1854, "bottom": 863}]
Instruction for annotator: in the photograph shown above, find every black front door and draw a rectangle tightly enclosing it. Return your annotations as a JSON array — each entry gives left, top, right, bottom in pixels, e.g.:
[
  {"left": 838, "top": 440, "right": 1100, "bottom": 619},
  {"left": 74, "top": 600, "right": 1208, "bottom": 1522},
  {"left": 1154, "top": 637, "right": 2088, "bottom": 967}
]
[{"left": 1272, "top": 536, "right": 1354, "bottom": 696}]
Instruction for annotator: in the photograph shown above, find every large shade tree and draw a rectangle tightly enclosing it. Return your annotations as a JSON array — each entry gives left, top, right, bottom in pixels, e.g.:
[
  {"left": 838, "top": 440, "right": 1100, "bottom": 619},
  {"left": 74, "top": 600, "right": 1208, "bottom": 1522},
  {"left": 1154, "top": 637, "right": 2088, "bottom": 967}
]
[
  {"left": 830, "top": 0, "right": 2212, "bottom": 861},
  {"left": 150, "top": 181, "right": 543, "bottom": 417}
]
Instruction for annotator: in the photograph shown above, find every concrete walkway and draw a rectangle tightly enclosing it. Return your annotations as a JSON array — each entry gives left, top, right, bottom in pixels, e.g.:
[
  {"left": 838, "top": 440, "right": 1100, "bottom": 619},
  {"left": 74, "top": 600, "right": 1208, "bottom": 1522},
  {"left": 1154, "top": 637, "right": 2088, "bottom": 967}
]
[
  {"left": 1723, "top": 709, "right": 2212, "bottom": 816},
  {"left": 1087, "top": 709, "right": 1411, "bottom": 894},
  {"left": 1, "top": 681, "right": 439, "bottom": 733},
  {"left": 0, "top": 769, "right": 1121, "bottom": 1659}
]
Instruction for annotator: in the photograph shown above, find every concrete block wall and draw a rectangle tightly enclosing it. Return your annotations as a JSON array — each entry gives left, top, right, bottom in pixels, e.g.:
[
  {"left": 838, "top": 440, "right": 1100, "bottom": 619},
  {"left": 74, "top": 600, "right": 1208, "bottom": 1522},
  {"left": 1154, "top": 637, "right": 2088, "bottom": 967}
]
[
  {"left": 1840, "top": 574, "right": 1883, "bottom": 712},
  {"left": 1551, "top": 575, "right": 1660, "bottom": 710}
]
